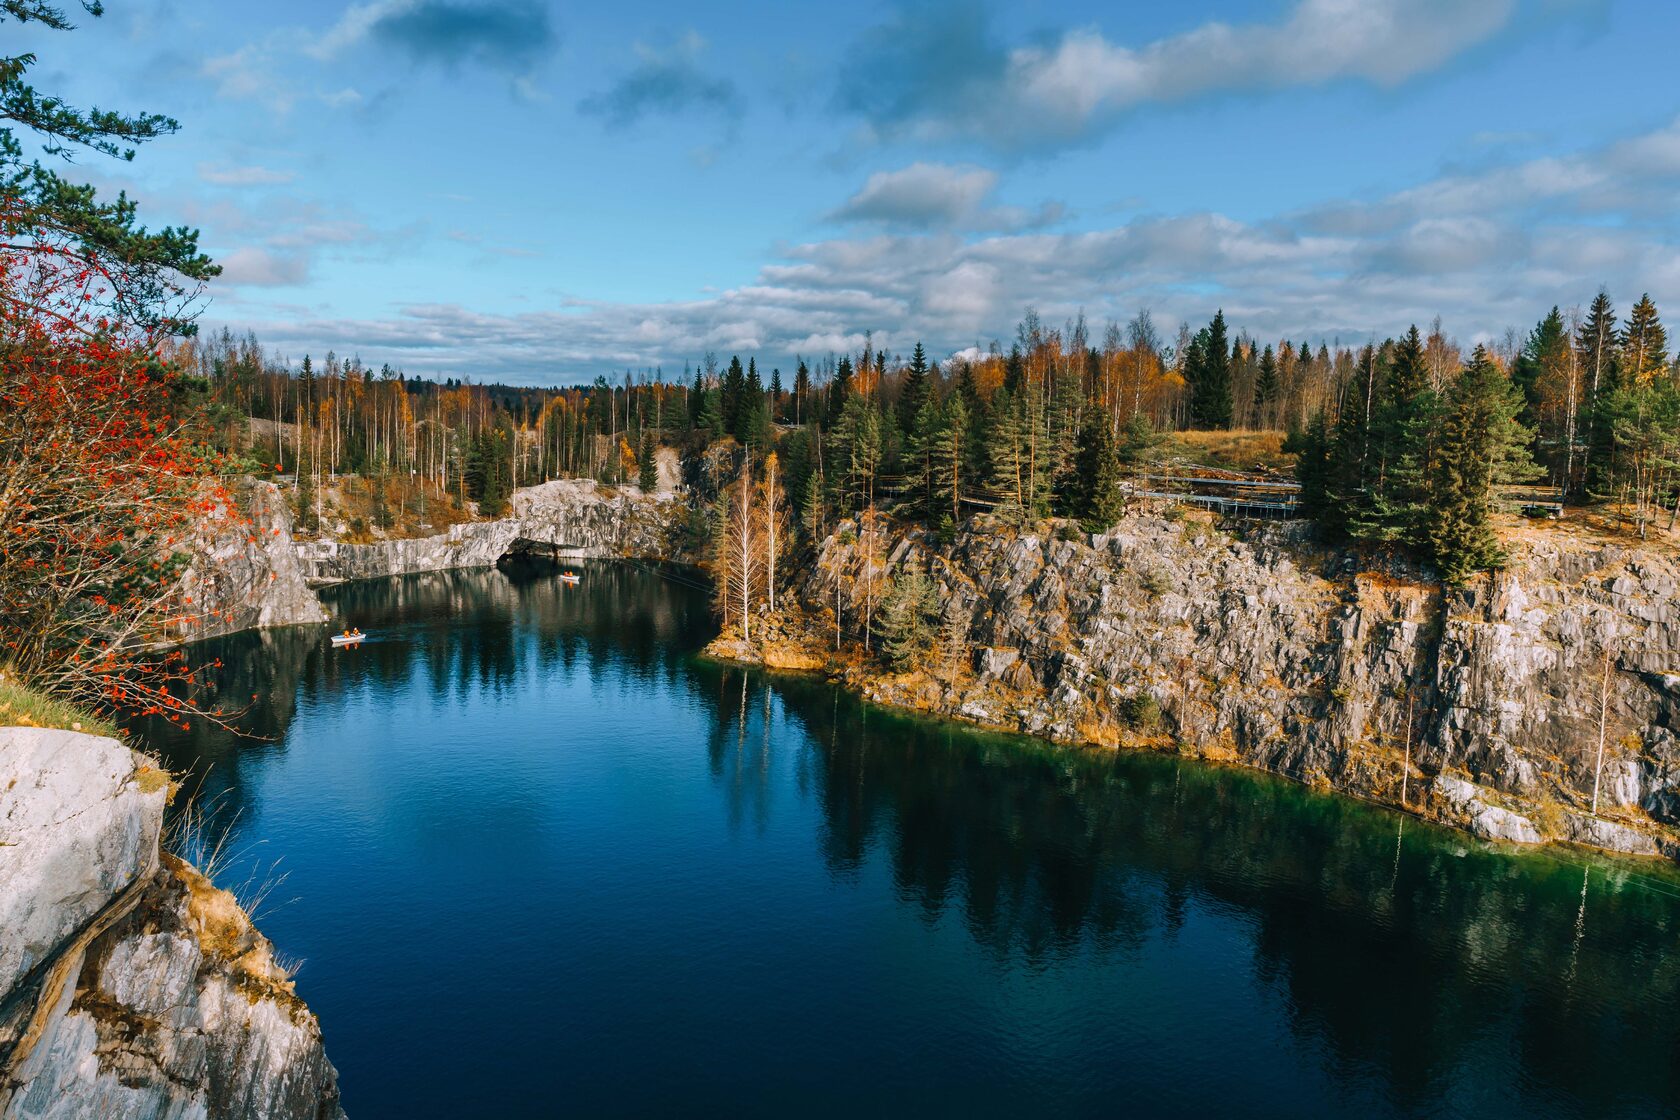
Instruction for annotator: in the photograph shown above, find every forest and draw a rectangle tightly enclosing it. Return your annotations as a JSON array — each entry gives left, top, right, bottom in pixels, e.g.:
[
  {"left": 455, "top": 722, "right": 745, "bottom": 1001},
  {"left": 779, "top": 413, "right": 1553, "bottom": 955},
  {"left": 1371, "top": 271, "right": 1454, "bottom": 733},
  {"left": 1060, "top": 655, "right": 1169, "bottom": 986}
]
[{"left": 182, "top": 287, "right": 1680, "bottom": 595}]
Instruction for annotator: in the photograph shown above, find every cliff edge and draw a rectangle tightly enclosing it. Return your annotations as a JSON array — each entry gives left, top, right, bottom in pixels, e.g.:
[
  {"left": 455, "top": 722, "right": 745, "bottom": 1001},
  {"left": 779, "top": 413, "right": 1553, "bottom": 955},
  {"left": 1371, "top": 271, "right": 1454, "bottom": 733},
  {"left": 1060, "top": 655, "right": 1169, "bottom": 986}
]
[
  {"left": 712, "top": 512, "right": 1680, "bottom": 860},
  {"left": 0, "top": 728, "right": 344, "bottom": 1119}
]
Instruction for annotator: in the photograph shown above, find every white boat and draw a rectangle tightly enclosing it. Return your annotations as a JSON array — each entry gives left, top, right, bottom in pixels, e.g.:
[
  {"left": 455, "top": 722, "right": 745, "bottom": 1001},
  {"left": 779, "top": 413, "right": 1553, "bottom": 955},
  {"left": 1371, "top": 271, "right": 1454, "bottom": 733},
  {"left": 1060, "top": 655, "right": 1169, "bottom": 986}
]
[
  {"left": 558, "top": 572, "right": 581, "bottom": 585},
  {"left": 331, "top": 630, "right": 366, "bottom": 646}
]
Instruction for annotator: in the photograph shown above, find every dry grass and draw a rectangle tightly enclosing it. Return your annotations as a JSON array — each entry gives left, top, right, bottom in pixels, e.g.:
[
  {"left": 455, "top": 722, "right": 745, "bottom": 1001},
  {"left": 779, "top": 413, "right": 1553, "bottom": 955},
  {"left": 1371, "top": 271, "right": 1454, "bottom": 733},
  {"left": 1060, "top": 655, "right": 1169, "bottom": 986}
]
[
  {"left": 1165, "top": 428, "right": 1294, "bottom": 473},
  {"left": 0, "top": 674, "right": 118, "bottom": 737}
]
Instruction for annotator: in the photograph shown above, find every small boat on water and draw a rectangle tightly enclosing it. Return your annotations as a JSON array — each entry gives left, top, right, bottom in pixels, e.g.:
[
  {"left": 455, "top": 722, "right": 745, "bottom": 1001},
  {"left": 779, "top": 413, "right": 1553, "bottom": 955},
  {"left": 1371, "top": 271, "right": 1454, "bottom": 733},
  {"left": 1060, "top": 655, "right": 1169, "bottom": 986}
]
[
  {"left": 558, "top": 571, "right": 581, "bottom": 585},
  {"left": 331, "top": 629, "right": 366, "bottom": 646}
]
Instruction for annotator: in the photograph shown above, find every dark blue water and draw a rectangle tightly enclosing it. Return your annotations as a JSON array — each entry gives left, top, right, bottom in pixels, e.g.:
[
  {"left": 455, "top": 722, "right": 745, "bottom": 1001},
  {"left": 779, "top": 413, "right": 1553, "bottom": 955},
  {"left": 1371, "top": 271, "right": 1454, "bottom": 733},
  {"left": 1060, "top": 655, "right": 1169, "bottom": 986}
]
[{"left": 142, "top": 563, "right": 1680, "bottom": 1118}]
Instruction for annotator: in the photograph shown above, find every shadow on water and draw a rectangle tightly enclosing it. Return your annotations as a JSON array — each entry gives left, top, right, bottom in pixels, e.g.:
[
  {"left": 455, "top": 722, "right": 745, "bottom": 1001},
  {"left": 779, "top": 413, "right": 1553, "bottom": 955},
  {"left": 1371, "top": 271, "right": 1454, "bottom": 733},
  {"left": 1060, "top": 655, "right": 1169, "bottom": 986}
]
[{"left": 135, "top": 563, "right": 1680, "bottom": 1118}]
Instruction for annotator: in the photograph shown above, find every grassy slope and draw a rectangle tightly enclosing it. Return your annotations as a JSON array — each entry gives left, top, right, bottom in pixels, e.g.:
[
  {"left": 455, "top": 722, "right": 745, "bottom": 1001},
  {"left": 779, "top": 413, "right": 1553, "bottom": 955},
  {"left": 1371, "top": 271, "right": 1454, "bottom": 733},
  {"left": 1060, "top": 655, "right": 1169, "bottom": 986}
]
[{"left": 0, "top": 675, "right": 119, "bottom": 737}]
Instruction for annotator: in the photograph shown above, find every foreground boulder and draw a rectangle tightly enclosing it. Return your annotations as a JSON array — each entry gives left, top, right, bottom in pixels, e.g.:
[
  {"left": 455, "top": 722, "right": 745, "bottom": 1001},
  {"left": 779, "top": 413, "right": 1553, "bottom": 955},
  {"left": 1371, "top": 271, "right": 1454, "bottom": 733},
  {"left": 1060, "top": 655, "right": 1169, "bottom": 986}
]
[{"left": 0, "top": 729, "right": 343, "bottom": 1119}]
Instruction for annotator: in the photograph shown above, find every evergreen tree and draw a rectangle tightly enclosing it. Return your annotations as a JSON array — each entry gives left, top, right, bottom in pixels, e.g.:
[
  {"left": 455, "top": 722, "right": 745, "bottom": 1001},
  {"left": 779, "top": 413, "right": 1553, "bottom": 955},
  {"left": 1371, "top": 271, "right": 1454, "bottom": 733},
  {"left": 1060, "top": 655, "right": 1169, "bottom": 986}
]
[
  {"left": 791, "top": 360, "right": 811, "bottom": 425},
  {"left": 1291, "top": 409, "right": 1334, "bottom": 526},
  {"left": 0, "top": 1, "right": 218, "bottom": 330},
  {"left": 832, "top": 391, "right": 881, "bottom": 511},
  {"left": 987, "top": 388, "right": 1028, "bottom": 519},
  {"left": 1620, "top": 294, "right": 1669, "bottom": 386},
  {"left": 1189, "top": 310, "right": 1233, "bottom": 428},
  {"left": 1003, "top": 344, "right": 1026, "bottom": 396},
  {"left": 1069, "top": 408, "right": 1125, "bottom": 532},
  {"left": 638, "top": 431, "right": 659, "bottom": 492},
  {"left": 768, "top": 367, "right": 783, "bottom": 421},
  {"left": 688, "top": 367, "right": 704, "bottom": 430},
  {"left": 721, "top": 356, "right": 746, "bottom": 435},
  {"left": 877, "top": 566, "right": 939, "bottom": 671},
  {"left": 1253, "top": 344, "right": 1279, "bottom": 427},
  {"left": 697, "top": 384, "right": 724, "bottom": 439},
  {"left": 1576, "top": 290, "right": 1619, "bottom": 498},
  {"left": 1427, "top": 346, "right": 1535, "bottom": 583},
  {"left": 828, "top": 356, "right": 854, "bottom": 425},
  {"left": 909, "top": 391, "right": 943, "bottom": 524},
  {"left": 1345, "top": 327, "right": 1437, "bottom": 546},
  {"left": 898, "top": 341, "right": 930, "bottom": 433},
  {"left": 930, "top": 394, "right": 969, "bottom": 530}
]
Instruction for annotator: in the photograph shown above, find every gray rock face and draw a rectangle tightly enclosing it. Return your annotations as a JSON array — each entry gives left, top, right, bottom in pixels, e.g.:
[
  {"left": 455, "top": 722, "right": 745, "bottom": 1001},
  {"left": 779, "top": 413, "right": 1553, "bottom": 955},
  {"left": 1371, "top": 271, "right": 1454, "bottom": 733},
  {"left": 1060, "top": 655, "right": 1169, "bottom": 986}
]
[
  {"left": 171, "top": 478, "right": 684, "bottom": 645},
  {"left": 0, "top": 730, "right": 343, "bottom": 1119},
  {"left": 800, "top": 513, "right": 1680, "bottom": 856},
  {"left": 294, "top": 479, "right": 683, "bottom": 585},
  {"left": 173, "top": 481, "right": 328, "bottom": 643},
  {"left": 0, "top": 731, "right": 166, "bottom": 1009}
]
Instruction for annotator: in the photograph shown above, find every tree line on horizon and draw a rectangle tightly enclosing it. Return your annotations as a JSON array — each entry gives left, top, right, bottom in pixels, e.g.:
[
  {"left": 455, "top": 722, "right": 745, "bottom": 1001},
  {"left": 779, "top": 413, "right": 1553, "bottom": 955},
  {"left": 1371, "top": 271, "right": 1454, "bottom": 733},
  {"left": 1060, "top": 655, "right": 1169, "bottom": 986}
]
[{"left": 186, "top": 288, "right": 1680, "bottom": 572}]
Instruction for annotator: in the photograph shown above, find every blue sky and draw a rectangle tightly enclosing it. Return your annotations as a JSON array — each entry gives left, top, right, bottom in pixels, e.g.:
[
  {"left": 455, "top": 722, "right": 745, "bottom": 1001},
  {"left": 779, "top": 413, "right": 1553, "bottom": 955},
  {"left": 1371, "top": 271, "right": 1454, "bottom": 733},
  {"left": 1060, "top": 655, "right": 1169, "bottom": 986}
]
[{"left": 22, "top": 0, "right": 1680, "bottom": 382}]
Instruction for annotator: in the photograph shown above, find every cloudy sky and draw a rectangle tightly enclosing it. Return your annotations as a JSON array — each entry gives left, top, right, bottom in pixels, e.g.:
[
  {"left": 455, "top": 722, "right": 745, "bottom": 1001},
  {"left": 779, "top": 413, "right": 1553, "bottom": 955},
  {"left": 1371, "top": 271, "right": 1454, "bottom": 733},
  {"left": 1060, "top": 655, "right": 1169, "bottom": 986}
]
[{"left": 24, "top": 0, "right": 1680, "bottom": 381}]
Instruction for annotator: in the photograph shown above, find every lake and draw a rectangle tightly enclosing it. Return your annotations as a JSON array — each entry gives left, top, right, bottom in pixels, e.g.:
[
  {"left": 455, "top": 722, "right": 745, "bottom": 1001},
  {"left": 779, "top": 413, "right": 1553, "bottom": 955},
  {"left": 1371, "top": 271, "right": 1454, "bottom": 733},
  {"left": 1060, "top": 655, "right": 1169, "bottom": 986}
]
[{"left": 138, "top": 562, "right": 1680, "bottom": 1118}]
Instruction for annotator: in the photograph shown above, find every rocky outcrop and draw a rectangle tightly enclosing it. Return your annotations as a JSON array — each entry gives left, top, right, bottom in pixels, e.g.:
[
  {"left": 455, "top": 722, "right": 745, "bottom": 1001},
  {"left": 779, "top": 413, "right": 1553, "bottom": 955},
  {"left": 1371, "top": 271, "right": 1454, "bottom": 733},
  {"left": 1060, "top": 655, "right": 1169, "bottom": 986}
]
[
  {"left": 293, "top": 479, "right": 686, "bottom": 585},
  {"left": 0, "top": 729, "right": 343, "bottom": 1119},
  {"left": 174, "top": 481, "right": 328, "bottom": 644},
  {"left": 170, "top": 478, "right": 686, "bottom": 644},
  {"left": 725, "top": 512, "right": 1680, "bottom": 859}
]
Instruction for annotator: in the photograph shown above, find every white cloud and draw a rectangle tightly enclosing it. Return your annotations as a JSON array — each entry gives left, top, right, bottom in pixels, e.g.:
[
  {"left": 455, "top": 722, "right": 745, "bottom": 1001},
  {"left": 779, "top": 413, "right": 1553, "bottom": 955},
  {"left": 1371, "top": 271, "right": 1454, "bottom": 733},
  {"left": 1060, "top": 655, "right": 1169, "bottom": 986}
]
[
  {"left": 841, "top": 0, "right": 1578, "bottom": 152},
  {"left": 197, "top": 163, "right": 297, "bottom": 187},
  {"left": 216, "top": 247, "right": 310, "bottom": 287},
  {"left": 830, "top": 162, "right": 1063, "bottom": 232},
  {"left": 210, "top": 114, "right": 1680, "bottom": 382}
]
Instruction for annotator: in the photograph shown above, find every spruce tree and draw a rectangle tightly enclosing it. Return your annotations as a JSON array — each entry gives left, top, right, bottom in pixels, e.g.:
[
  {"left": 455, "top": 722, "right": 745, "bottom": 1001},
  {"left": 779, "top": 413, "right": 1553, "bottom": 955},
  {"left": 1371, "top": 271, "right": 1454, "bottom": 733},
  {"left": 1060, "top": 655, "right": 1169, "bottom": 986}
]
[
  {"left": 1253, "top": 344, "right": 1279, "bottom": 428},
  {"left": 791, "top": 360, "right": 811, "bottom": 425},
  {"left": 721, "top": 356, "right": 746, "bottom": 436},
  {"left": 638, "top": 432, "right": 659, "bottom": 492},
  {"left": 1427, "top": 346, "right": 1534, "bottom": 583},
  {"left": 1070, "top": 408, "right": 1125, "bottom": 532},
  {"left": 1189, "top": 311, "right": 1233, "bottom": 428},
  {"left": 1346, "top": 326, "right": 1437, "bottom": 546},
  {"left": 1621, "top": 294, "right": 1668, "bottom": 386},
  {"left": 899, "top": 341, "right": 930, "bottom": 434},
  {"left": 1292, "top": 409, "right": 1333, "bottom": 526},
  {"left": 828, "top": 356, "right": 854, "bottom": 425},
  {"left": 768, "top": 367, "right": 783, "bottom": 422}
]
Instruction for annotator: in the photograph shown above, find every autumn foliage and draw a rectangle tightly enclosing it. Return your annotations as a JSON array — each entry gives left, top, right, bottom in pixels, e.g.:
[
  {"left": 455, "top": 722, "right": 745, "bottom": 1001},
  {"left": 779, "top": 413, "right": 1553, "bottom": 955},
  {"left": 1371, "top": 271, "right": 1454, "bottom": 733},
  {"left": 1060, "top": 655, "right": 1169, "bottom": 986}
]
[{"left": 0, "top": 199, "right": 226, "bottom": 726}]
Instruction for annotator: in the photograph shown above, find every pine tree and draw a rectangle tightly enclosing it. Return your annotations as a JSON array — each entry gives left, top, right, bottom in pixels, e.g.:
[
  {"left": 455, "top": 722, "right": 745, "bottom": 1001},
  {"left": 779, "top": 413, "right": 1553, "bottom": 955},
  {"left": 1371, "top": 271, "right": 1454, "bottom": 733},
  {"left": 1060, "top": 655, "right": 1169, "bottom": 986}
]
[
  {"left": 1576, "top": 290, "right": 1619, "bottom": 499},
  {"left": 930, "top": 394, "right": 969, "bottom": 529},
  {"left": 987, "top": 389, "right": 1028, "bottom": 519},
  {"left": 877, "top": 566, "right": 939, "bottom": 671},
  {"left": 1427, "top": 346, "right": 1535, "bottom": 583},
  {"left": 768, "top": 367, "right": 784, "bottom": 422},
  {"left": 832, "top": 391, "right": 881, "bottom": 512}
]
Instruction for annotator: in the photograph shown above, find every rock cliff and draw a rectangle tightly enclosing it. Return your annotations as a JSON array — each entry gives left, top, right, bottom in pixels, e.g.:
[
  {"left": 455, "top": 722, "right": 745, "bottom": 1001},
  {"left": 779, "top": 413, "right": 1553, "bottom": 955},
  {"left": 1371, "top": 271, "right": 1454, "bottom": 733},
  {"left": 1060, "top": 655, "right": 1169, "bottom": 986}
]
[
  {"left": 173, "top": 478, "right": 685, "bottom": 643},
  {"left": 173, "top": 481, "right": 328, "bottom": 644},
  {"left": 293, "top": 479, "right": 685, "bottom": 586},
  {"left": 717, "top": 512, "right": 1680, "bottom": 859},
  {"left": 0, "top": 729, "right": 343, "bottom": 1119}
]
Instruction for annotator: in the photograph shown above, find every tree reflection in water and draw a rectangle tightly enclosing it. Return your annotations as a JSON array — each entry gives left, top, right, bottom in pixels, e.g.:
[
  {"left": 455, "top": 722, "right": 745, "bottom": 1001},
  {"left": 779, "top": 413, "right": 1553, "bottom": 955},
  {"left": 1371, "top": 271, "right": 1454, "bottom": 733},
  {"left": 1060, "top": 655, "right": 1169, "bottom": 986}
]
[{"left": 137, "top": 562, "right": 1680, "bottom": 1116}]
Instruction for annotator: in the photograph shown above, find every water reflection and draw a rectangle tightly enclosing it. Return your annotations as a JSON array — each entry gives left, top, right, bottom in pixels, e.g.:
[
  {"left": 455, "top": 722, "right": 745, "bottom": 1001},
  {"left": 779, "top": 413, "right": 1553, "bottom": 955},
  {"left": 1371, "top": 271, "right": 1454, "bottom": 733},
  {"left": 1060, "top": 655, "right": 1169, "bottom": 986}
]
[{"left": 137, "top": 563, "right": 1680, "bottom": 1118}]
